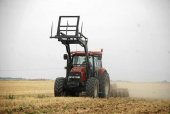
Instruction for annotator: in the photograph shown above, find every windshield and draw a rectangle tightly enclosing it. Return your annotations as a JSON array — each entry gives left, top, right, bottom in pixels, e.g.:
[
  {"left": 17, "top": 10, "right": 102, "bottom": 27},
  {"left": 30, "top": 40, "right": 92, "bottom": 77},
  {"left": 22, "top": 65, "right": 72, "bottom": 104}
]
[{"left": 73, "top": 56, "right": 93, "bottom": 66}]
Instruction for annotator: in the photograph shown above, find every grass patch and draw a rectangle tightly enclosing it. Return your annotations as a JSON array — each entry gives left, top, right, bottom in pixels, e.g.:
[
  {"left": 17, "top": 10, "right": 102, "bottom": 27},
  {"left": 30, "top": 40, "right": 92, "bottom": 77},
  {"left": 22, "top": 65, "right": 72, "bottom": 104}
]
[
  {"left": 5, "top": 109, "right": 12, "bottom": 114},
  {"left": 5, "top": 94, "right": 15, "bottom": 99},
  {"left": 37, "top": 94, "right": 49, "bottom": 98}
]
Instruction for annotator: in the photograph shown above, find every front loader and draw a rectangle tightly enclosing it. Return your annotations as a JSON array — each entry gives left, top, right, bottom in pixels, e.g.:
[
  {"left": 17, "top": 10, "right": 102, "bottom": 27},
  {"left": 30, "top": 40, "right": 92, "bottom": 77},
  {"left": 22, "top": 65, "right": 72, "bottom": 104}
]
[{"left": 50, "top": 16, "right": 110, "bottom": 98}]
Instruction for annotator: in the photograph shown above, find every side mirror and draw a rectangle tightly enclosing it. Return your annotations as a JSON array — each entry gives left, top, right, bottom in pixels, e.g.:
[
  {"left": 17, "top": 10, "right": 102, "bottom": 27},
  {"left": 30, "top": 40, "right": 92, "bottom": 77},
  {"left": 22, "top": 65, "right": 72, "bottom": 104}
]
[{"left": 63, "top": 54, "right": 68, "bottom": 60}]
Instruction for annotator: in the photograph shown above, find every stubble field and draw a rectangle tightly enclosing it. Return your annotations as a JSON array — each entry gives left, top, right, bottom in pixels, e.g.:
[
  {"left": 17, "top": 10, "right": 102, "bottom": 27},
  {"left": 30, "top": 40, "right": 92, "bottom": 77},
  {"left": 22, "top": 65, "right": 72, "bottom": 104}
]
[{"left": 0, "top": 80, "right": 170, "bottom": 114}]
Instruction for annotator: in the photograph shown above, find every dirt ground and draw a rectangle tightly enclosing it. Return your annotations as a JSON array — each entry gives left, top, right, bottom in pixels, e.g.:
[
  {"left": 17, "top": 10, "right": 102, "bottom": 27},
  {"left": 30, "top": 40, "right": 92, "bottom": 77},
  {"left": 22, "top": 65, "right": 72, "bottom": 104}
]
[{"left": 0, "top": 80, "right": 170, "bottom": 114}]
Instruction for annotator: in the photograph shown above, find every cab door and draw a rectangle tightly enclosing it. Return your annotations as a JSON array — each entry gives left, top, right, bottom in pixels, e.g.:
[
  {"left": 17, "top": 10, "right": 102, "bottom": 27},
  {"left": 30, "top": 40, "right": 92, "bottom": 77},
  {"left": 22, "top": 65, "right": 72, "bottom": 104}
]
[{"left": 93, "top": 56, "right": 101, "bottom": 77}]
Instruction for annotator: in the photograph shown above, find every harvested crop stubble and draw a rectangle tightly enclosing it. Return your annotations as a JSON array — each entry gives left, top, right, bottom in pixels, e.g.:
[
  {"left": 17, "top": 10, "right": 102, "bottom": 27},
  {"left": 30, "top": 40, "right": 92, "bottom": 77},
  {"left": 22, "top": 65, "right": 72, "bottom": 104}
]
[
  {"left": 0, "top": 80, "right": 170, "bottom": 114},
  {"left": 0, "top": 96, "right": 170, "bottom": 114}
]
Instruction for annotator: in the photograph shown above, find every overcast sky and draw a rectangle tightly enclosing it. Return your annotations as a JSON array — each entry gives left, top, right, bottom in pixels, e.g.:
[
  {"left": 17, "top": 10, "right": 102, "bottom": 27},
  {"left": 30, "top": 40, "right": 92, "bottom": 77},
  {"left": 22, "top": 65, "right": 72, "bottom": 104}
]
[{"left": 0, "top": 0, "right": 170, "bottom": 81}]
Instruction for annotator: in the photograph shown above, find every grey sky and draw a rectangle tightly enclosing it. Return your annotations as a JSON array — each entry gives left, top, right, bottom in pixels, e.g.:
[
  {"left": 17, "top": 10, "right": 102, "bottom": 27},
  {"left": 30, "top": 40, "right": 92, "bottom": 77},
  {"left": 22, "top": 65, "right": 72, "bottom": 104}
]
[{"left": 0, "top": 0, "right": 170, "bottom": 81}]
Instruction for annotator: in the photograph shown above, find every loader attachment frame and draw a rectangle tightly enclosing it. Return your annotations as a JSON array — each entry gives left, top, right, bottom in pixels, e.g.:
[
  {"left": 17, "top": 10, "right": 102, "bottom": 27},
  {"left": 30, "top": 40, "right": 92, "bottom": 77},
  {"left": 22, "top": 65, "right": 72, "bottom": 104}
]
[{"left": 50, "top": 16, "right": 90, "bottom": 79}]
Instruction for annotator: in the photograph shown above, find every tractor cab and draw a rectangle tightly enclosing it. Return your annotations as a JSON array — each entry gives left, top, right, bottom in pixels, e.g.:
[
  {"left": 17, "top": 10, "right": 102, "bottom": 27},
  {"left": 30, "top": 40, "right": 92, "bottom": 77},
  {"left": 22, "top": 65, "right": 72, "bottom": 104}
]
[{"left": 71, "top": 51, "right": 103, "bottom": 79}]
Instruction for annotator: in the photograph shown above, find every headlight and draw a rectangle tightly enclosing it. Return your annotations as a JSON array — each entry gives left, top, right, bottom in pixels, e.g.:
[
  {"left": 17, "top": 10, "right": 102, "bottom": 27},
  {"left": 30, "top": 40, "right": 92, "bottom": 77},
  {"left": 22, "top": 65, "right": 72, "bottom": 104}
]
[
  {"left": 68, "top": 72, "right": 81, "bottom": 82},
  {"left": 68, "top": 75, "right": 80, "bottom": 79}
]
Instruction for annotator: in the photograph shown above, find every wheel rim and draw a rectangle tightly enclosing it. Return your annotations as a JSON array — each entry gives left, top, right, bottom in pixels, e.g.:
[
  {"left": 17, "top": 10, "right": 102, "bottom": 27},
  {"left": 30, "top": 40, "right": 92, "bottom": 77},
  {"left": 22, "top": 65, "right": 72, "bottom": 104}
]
[
  {"left": 105, "top": 79, "right": 109, "bottom": 96},
  {"left": 94, "top": 83, "right": 98, "bottom": 97}
]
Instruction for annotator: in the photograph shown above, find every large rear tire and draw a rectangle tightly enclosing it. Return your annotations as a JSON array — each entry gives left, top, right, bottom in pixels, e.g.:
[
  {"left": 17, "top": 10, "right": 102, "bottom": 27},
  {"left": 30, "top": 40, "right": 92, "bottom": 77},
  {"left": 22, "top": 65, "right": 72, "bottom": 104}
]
[
  {"left": 99, "top": 72, "right": 110, "bottom": 98},
  {"left": 86, "top": 77, "right": 99, "bottom": 98},
  {"left": 54, "top": 77, "right": 65, "bottom": 97}
]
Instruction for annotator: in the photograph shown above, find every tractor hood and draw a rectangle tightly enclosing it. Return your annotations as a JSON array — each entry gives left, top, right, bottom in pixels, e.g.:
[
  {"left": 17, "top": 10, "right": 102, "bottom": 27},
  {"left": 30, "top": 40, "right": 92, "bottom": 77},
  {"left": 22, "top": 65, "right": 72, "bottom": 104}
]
[{"left": 70, "top": 66, "right": 86, "bottom": 81}]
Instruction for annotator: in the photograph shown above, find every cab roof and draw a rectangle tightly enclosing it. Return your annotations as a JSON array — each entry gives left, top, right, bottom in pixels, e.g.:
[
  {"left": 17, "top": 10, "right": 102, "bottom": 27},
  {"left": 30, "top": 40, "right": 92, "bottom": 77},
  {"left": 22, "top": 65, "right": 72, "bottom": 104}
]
[{"left": 71, "top": 51, "right": 102, "bottom": 56}]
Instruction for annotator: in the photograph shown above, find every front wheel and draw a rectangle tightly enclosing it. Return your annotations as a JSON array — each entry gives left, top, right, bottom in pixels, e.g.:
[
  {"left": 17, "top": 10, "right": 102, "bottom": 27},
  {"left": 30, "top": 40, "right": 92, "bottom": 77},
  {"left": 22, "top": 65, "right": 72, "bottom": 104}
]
[
  {"left": 54, "top": 77, "right": 65, "bottom": 97},
  {"left": 86, "top": 77, "right": 99, "bottom": 98}
]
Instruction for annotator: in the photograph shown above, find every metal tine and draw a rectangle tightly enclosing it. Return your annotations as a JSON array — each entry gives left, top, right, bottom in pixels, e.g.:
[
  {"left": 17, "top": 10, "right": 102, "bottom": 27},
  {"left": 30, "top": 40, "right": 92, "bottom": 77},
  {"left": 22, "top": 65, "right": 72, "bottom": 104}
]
[
  {"left": 80, "top": 22, "right": 83, "bottom": 37},
  {"left": 51, "top": 22, "right": 53, "bottom": 37},
  {"left": 66, "top": 20, "right": 69, "bottom": 35}
]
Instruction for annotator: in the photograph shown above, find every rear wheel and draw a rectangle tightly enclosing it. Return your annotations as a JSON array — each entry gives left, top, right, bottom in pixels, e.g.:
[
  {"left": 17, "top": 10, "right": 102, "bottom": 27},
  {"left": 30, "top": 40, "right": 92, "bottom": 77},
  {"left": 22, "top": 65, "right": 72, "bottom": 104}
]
[
  {"left": 86, "top": 77, "right": 99, "bottom": 98},
  {"left": 99, "top": 72, "right": 110, "bottom": 98},
  {"left": 54, "top": 77, "right": 65, "bottom": 97}
]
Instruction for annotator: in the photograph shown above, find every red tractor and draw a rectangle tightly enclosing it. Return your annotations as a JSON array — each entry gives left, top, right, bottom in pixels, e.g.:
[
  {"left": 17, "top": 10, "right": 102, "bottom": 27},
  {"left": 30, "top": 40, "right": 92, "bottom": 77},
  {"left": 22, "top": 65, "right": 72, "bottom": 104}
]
[{"left": 50, "top": 16, "right": 110, "bottom": 98}]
